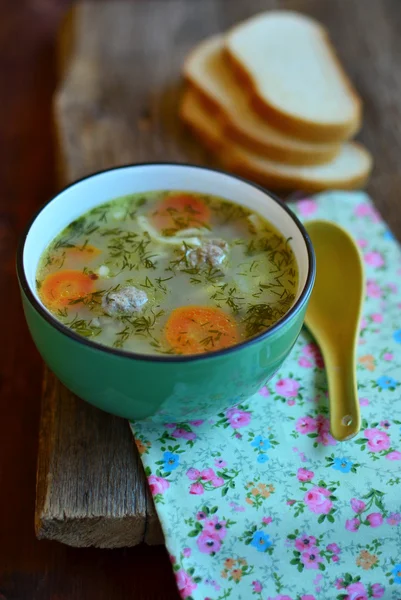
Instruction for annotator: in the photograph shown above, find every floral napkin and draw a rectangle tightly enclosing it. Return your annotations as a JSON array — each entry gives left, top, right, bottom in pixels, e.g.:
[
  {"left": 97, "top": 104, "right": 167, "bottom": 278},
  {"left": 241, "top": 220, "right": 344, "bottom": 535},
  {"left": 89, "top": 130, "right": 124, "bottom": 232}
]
[{"left": 130, "top": 191, "right": 401, "bottom": 600}]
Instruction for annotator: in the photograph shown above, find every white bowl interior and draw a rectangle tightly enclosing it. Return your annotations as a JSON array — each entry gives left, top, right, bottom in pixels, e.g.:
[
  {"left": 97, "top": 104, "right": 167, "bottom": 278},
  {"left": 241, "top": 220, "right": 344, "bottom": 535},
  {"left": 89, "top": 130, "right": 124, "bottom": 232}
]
[{"left": 24, "top": 165, "right": 310, "bottom": 309}]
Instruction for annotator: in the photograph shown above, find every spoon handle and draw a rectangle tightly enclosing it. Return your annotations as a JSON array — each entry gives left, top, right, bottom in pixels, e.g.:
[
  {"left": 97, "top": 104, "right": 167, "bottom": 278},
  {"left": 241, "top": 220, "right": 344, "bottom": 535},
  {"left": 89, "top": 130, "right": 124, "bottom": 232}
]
[{"left": 325, "top": 349, "right": 361, "bottom": 441}]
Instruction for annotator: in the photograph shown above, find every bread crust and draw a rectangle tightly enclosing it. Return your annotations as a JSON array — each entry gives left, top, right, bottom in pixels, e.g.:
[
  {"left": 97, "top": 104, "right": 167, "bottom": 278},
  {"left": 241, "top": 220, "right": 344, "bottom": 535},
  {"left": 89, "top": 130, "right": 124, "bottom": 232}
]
[
  {"left": 185, "top": 79, "right": 341, "bottom": 166},
  {"left": 183, "top": 40, "right": 342, "bottom": 165},
  {"left": 225, "top": 15, "right": 362, "bottom": 144},
  {"left": 180, "top": 91, "right": 372, "bottom": 192}
]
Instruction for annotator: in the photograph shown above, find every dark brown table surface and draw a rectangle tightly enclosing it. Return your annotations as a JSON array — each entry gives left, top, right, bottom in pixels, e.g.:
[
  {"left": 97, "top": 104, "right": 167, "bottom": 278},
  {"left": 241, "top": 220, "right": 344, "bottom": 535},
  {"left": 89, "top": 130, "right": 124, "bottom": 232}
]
[
  {"left": 0, "top": 1, "right": 178, "bottom": 598},
  {"left": 1, "top": 1, "right": 401, "bottom": 599}
]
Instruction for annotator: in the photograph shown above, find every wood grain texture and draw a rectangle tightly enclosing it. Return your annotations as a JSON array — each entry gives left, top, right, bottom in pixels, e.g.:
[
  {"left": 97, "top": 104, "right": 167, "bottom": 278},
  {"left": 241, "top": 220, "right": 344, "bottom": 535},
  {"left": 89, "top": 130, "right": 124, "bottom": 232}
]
[
  {"left": 36, "top": 0, "right": 401, "bottom": 552},
  {"left": 0, "top": 1, "right": 175, "bottom": 598},
  {"left": 36, "top": 370, "right": 163, "bottom": 547}
]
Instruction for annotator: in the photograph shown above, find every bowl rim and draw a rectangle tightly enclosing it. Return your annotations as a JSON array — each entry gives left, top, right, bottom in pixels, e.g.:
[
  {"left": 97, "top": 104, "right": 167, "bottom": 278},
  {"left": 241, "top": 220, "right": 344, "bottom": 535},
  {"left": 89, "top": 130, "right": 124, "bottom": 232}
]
[{"left": 17, "top": 162, "right": 316, "bottom": 363}]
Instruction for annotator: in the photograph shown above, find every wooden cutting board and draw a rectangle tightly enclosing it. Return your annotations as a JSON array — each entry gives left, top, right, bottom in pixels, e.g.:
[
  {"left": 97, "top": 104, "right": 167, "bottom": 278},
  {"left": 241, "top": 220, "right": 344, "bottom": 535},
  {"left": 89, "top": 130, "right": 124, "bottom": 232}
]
[{"left": 36, "top": 0, "right": 401, "bottom": 549}]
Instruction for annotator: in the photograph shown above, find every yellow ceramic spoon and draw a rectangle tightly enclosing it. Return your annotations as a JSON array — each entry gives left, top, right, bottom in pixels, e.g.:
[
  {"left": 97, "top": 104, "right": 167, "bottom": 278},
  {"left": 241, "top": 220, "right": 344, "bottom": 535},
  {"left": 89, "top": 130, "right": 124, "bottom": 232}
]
[{"left": 305, "top": 220, "right": 365, "bottom": 441}]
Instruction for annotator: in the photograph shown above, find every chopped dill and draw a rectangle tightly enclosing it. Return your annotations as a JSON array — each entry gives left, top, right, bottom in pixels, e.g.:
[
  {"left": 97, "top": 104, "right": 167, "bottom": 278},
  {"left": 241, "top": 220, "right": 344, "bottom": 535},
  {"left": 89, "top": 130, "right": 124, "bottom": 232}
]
[
  {"left": 140, "top": 276, "right": 154, "bottom": 289},
  {"left": 100, "top": 228, "right": 124, "bottom": 236},
  {"left": 113, "top": 309, "right": 165, "bottom": 348},
  {"left": 36, "top": 189, "right": 298, "bottom": 356},
  {"left": 210, "top": 284, "right": 244, "bottom": 314},
  {"left": 66, "top": 315, "right": 102, "bottom": 337}
]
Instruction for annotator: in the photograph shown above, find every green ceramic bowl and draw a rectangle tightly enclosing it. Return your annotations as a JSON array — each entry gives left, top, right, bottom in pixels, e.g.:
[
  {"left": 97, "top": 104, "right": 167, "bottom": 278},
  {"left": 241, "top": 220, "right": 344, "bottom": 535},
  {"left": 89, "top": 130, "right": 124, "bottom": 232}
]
[{"left": 17, "top": 163, "right": 315, "bottom": 422}]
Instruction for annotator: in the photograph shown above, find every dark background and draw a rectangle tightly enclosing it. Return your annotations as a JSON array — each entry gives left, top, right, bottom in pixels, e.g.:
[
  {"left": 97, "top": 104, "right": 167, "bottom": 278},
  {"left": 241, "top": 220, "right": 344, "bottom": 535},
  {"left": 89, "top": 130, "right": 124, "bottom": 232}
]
[{"left": 0, "top": 1, "right": 179, "bottom": 599}]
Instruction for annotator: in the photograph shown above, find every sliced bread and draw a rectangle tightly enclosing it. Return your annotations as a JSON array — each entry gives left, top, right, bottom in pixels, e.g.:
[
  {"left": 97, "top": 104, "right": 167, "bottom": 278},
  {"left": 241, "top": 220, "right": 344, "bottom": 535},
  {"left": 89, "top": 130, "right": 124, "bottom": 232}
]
[
  {"left": 184, "top": 35, "right": 341, "bottom": 165},
  {"left": 225, "top": 11, "right": 362, "bottom": 143},
  {"left": 180, "top": 89, "right": 372, "bottom": 192}
]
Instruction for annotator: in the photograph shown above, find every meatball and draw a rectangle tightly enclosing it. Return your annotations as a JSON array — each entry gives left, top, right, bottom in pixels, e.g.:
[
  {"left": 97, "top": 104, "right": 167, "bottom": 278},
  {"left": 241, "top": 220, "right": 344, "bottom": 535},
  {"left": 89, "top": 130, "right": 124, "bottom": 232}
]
[
  {"left": 186, "top": 238, "right": 229, "bottom": 268},
  {"left": 102, "top": 286, "right": 148, "bottom": 317}
]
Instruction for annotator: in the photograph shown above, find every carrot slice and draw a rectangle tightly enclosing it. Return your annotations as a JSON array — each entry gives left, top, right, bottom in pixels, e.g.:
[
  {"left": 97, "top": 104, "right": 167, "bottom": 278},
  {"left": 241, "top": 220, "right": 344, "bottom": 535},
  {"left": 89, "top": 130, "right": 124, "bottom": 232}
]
[
  {"left": 151, "top": 193, "right": 210, "bottom": 233},
  {"left": 39, "top": 270, "right": 95, "bottom": 310},
  {"left": 66, "top": 244, "right": 101, "bottom": 262},
  {"left": 165, "top": 305, "right": 239, "bottom": 355}
]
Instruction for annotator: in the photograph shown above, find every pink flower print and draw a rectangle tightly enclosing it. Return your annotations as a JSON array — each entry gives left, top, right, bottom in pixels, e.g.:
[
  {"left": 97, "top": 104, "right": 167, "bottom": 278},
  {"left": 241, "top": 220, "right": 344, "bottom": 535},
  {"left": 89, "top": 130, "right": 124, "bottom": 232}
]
[
  {"left": 172, "top": 427, "right": 196, "bottom": 440},
  {"left": 189, "top": 482, "right": 204, "bottom": 495},
  {"left": 275, "top": 377, "right": 300, "bottom": 397},
  {"left": 345, "top": 518, "right": 361, "bottom": 532},
  {"left": 366, "top": 513, "right": 383, "bottom": 527},
  {"left": 182, "top": 547, "right": 191, "bottom": 558},
  {"left": 295, "top": 535, "right": 317, "bottom": 551},
  {"left": 297, "top": 468, "right": 314, "bottom": 482},
  {"left": 354, "top": 202, "right": 380, "bottom": 222},
  {"left": 364, "top": 251, "right": 384, "bottom": 268},
  {"left": 300, "top": 342, "right": 325, "bottom": 368},
  {"left": 301, "top": 547, "right": 323, "bottom": 569},
  {"left": 380, "top": 419, "right": 391, "bottom": 428},
  {"left": 175, "top": 569, "right": 197, "bottom": 599},
  {"left": 200, "top": 468, "right": 215, "bottom": 481},
  {"left": 386, "top": 512, "right": 401, "bottom": 525},
  {"left": 286, "top": 499, "right": 296, "bottom": 506},
  {"left": 383, "top": 352, "right": 394, "bottom": 361},
  {"left": 303, "top": 342, "right": 320, "bottom": 357},
  {"left": 258, "top": 386, "right": 270, "bottom": 397},
  {"left": 326, "top": 543, "right": 341, "bottom": 554},
  {"left": 148, "top": 475, "right": 170, "bottom": 496},
  {"left": 314, "top": 355, "right": 324, "bottom": 369},
  {"left": 197, "top": 530, "right": 222, "bottom": 554},
  {"left": 229, "top": 501, "right": 245, "bottom": 512},
  {"left": 386, "top": 450, "right": 401, "bottom": 460},
  {"left": 298, "top": 356, "right": 313, "bottom": 368},
  {"left": 296, "top": 416, "right": 317, "bottom": 434},
  {"left": 350, "top": 498, "right": 366, "bottom": 513},
  {"left": 189, "top": 419, "right": 204, "bottom": 426},
  {"left": 211, "top": 476, "right": 224, "bottom": 487},
  {"left": 304, "top": 487, "right": 333, "bottom": 514},
  {"left": 301, "top": 596, "right": 316, "bottom": 600},
  {"left": 196, "top": 511, "right": 206, "bottom": 520},
  {"left": 371, "top": 583, "right": 385, "bottom": 598},
  {"left": 262, "top": 516, "right": 272, "bottom": 525},
  {"left": 359, "top": 397, "right": 369, "bottom": 406},
  {"left": 357, "top": 239, "right": 368, "bottom": 248},
  {"left": 316, "top": 415, "right": 336, "bottom": 446},
  {"left": 364, "top": 428, "right": 390, "bottom": 452},
  {"left": 335, "top": 578, "right": 345, "bottom": 589},
  {"left": 345, "top": 581, "right": 368, "bottom": 600},
  {"left": 332, "top": 555, "right": 339, "bottom": 562},
  {"left": 371, "top": 313, "right": 383, "bottom": 323},
  {"left": 204, "top": 516, "right": 227, "bottom": 540},
  {"left": 252, "top": 580, "right": 263, "bottom": 593},
  {"left": 287, "top": 399, "right": 295, "bottom": 406},
  {"left": 298, "top": 198, "right": 317, "bottom": 217},
  {"left": 214, "top": 458, "right": 227, "bottom": 468},
  {"left": 186, "top": 468, "right": 200, "bottom": 481},
  {"left": 360, "top": 317, "right": 367, "bottom": 330},
  {"left": 366, "top": 279, "right": 382, "bottom": 298},
  {"left": 225, "top": 407, "right": 251, "bottom": 428}
]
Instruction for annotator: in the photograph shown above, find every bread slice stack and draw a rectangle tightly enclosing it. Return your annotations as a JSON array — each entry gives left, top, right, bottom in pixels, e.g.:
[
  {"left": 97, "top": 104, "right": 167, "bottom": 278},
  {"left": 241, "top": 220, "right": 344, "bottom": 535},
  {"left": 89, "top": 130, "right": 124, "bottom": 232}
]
[{"left": 180, "top": 11, "right": 372, "bottom": 192}]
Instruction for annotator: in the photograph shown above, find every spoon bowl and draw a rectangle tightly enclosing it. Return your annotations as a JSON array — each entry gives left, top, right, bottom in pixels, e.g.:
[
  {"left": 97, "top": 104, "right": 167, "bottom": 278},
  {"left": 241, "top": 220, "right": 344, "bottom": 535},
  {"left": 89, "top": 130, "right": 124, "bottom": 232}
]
[{"left": 305, "top": 220, "right": 365, "bottom": 441}]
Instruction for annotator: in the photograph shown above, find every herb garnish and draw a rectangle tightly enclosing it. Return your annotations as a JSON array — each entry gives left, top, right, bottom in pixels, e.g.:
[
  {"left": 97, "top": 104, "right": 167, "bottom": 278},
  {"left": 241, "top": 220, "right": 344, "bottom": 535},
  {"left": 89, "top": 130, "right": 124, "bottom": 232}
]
[
  {"left": 66, "top": 314, "right": 102, "bottom": 337},
  {"left": 113, "top": 309, "right": 165, "bottom": 348}
]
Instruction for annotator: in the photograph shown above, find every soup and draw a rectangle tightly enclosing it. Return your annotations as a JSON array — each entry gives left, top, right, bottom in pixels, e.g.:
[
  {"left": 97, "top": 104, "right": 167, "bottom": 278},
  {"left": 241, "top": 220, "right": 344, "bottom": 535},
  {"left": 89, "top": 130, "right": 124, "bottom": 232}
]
[{"left": 36, "top": 191, "right": 298, "bottom": 355}]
